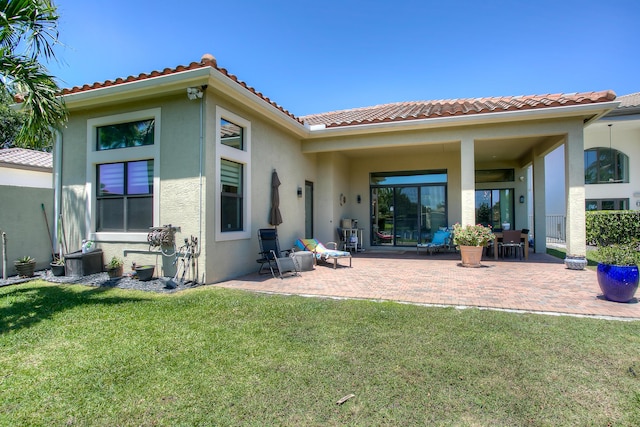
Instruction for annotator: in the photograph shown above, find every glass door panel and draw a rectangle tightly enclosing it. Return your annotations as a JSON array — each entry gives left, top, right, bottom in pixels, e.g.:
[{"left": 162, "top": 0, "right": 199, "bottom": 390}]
[
  {"left": 371, "top": 187, "right": 394, "bottom": 245},
  {"left": 475, "top": 189, "right": 514, "bottom": 229},
  {"left": 420, "top": 186, "right": 447, "bottom": 243},
  {"left": 394, "top": 187, "right": 418, "bottom": 245}
]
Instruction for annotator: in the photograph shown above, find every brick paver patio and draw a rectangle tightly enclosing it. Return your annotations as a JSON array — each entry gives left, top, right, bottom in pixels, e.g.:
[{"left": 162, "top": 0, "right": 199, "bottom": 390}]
[{"left": 218, "top": 250, "right": 640, "bottom": 320}]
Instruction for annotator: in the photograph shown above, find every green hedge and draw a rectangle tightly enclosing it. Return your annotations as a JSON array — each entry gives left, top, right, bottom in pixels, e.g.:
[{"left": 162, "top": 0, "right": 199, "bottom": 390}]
[{"left": 586, "top": 210, "right": 640, "bottom": 246}]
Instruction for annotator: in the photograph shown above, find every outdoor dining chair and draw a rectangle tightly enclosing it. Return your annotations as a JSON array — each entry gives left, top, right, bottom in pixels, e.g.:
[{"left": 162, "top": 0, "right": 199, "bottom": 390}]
[{"left": 499, "top": 230, "right": 524, "bottom": 259}]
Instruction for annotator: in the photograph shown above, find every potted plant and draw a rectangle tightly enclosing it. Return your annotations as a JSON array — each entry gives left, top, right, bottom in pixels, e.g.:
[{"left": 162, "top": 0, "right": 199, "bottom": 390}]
[
  {"left": 105, "top": 256, "right": 123, "bottom": 279},
  {"left": 14, "top": 255, "right": 36, "bottom": 277},
  {"left": 50, "top": 257, "right": 65, "bottom": 276},
  {"left": 134, "top": 264, "right": 155, "bottom": 281},
  {"left": 452, "top": 223, "right": 495, "bottom": 267},
  {"left": 595, "top": 242, "right": 639, "bottom": 303}
]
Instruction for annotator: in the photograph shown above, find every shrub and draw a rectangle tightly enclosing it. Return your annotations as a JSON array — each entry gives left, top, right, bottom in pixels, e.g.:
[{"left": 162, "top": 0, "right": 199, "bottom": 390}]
[
  {"left": 452, "top": 223, "right": 494, "bottom": 247},
  {"left": 586, "top": 210, "right": 640, "bottom": 246}
]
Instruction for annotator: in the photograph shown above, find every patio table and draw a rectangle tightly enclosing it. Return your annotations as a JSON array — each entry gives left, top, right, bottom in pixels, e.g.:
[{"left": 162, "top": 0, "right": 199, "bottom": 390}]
[{"left": 493, "top": 231, "right": 529, "bottom": 260}]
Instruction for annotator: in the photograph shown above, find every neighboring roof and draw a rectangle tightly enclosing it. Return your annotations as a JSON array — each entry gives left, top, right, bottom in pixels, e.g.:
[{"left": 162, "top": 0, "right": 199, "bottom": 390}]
[
  {"left": 59, "top": 54, "right": 617, "bottom": 130},
  {"left": 0, "top": 148, "right": 52, "bottom": 171},
  {"left": 616, "top": 92, "right": 640, "bottom": 108},
  {"left": 605, "top": 92, "right": 640, "bottom": 117},
  {"left": 300, "top": 91, "right": 617, "bottom": 128}
]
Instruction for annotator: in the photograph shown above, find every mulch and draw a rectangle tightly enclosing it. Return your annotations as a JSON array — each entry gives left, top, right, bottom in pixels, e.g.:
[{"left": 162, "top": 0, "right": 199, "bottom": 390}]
[{"left": 0, "top": 269, "right": 200, "bottom": 293}]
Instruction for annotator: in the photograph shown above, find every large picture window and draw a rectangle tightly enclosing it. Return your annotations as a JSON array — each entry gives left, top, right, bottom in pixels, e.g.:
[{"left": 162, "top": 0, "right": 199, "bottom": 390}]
[
  {"left": 87, "top": 109, "right": 160, "bottom": 242},
  {"left": 97, "top": 160, "right": 153, "bottom": 231},
  {"left": 216, "top": 107, "right": 251, "bottom": 241},
  {"left": 584, "top": 147, "right": 629, "bottom": 184}
]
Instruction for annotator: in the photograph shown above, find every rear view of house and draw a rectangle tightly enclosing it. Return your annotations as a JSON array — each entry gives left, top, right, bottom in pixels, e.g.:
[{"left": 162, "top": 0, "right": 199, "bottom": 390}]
[{"left": 55, "top": 54, "right": 618, "bottom": 283}]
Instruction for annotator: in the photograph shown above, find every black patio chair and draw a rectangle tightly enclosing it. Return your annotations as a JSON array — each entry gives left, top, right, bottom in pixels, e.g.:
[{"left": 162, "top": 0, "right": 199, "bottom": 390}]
[{"left": 256, "top": 228, "right": 299, "bottom": 278}]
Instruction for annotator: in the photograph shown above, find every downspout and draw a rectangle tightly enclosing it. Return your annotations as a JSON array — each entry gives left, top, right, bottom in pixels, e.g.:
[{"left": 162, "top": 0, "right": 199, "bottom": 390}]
[
  {"left": 195, "top": 85, "right": 207, "bottom": 284},
  {"left": 197, "top": 85, "right": 207, "bottom": 257},
  {"left": 53, "top": 130, "right": 63, "bottom": 256}
]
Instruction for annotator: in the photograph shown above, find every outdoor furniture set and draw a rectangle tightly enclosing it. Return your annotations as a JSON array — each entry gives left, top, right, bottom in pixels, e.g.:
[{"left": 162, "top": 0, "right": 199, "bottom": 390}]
[{"left": 256, "top": 229, "right": 352, "bottom": 279}]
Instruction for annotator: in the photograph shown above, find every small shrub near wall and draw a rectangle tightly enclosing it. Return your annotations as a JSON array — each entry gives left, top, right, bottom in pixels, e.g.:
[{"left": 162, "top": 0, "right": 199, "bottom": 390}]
[{"left": 586, "top": 210, "right": 640, "bottom": 246}]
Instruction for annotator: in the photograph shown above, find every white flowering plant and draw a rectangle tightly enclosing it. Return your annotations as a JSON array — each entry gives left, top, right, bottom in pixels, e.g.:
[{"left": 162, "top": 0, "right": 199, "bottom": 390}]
[{"left": 452, "top": 223, "right": 495, "bottom": 247}]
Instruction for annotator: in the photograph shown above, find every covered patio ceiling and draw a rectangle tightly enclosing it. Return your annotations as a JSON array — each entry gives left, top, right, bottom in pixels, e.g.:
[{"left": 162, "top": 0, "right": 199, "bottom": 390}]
[{"left": 325, "top": 133, "right": 565, "bottom": 166}]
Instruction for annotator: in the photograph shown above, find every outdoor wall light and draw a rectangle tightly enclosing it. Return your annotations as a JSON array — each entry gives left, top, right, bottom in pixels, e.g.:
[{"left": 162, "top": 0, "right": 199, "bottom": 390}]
[
  {"left": 519, "top": 195, "right": 525, "bottom": 204},
  {"left": 357, "top": 194, "right": 361, "bottom": 204},
  {"left": 297, "top": 187, "right": 302, "bottom": 198}
]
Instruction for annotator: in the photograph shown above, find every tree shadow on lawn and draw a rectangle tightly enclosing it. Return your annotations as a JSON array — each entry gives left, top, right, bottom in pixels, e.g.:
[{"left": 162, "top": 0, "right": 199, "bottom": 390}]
[{"left": 0, "top": 282, "right": 150, "bottom": 334}]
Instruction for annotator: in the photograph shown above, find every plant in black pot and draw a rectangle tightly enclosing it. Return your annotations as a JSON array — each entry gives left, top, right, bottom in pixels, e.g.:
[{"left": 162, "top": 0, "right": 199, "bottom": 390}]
[
  {"left": 14, "top": 255, "right": 36, "bottom": 278},
  {"left": 595, "top": 242, "right": 639, "bottom": 303},
  {"left": 50, "top": 257, "right": 65, "bottom": 276},
  {"left": 105, "top": 256, "right": 123, "bottom": 279},
  {"left": 134, "top": 264, "right": 155, "bottom": 281}
]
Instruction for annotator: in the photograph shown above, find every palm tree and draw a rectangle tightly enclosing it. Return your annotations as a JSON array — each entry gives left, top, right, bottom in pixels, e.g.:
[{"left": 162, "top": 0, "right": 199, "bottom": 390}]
[{"left": 0, "top": 0, "right": 66, "bottom": 149}]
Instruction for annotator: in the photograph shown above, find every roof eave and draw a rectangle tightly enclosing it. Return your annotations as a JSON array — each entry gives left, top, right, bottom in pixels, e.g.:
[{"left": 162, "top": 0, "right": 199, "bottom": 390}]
[
  {"left": 61, "top": 67, "right": 213, "bottom": 110},
  {"left": 62, "top": 66, "right": 309, "bottom": 138},
  {"left": 207, "top": 70, "right": 308, "bottom": 138},
  {"left": 305, "top": 101, "right": 621, "bottom": 138},
  {"left": 0, "top": 161, "right": 52, "bottom": 172}
]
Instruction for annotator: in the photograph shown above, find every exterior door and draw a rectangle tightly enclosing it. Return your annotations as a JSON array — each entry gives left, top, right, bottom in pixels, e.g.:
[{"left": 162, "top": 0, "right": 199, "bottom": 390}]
[{"left": 305, "top": 181, "right": 313, "bottom": 238}]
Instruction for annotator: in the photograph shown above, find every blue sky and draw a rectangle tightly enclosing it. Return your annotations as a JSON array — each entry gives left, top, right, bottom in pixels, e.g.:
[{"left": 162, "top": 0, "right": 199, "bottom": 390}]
[{"left": 48, "top": 0, "right": 639, "bottom": 117}]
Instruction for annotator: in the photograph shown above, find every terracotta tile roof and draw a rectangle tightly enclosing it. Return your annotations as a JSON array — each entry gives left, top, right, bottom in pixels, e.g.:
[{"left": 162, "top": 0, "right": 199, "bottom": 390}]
[
  {"left": 0, "top": 148, "right": 52, "bottom": 170},
  {"left": 59, "top": 54, "right": 301, "bottom": 123},
  {"left": 58, "top": 54, "right": 616, "bottom": 130},
  {"left": 300, "top": 91, "right": 617, "bottom": 128},
  {"left": 616, "top": 92, "right": 640, "bottom": 108}
]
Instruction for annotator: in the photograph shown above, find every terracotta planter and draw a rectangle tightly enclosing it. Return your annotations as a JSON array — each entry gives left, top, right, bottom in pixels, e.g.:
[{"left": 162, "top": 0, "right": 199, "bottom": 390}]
[
  {"left": 14, "top": 260, "right": 36, "bottom": 277},
  {"left": 459, "top": 245, "right": 484, "bottom": 267}
]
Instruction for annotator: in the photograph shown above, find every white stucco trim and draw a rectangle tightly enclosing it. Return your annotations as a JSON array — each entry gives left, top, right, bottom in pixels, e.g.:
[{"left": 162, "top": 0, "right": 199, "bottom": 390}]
[
  {"left": 215, "top": 106, "right": 252, "bottom": 241},
  {"left": 85, "top": 108, "right": 161, "bottom": 243},
  {"left": 0, "top": 167, "right": 52, "bottom": 188}
]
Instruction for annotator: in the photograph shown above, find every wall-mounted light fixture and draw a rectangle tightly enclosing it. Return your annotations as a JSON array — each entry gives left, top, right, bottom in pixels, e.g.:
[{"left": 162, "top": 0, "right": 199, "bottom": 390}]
[
  {"left": 297, "top": 187, "right": 302, "bottom": 198},
  {"left": 357, "top": 194, "right": 361, "bottom": 204},
  {"left": 519, "top": 176, "right": 524, "bottom": 182},
  {"left": 519, "top": 195, "right": 525, "bottom": 204}
]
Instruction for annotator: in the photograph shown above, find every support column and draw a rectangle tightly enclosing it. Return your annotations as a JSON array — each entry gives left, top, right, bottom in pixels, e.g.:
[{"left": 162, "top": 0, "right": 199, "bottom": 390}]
[
  {"left": 564, "top": 127, "right": 586, "bottom": 258},
  {"left": 460, "top": 137, "right": 475, "bottom": 226},
  {"left": 532, "top": 151, "right": 546, "bottom": 254}
]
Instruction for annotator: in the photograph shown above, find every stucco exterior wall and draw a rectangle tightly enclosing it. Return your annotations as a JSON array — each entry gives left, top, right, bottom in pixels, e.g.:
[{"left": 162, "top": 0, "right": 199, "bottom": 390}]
[
  {"left": 0, "top": 167, "right": 52, "bottom": 188},
  {"left": 0, "top": 185, "right": 54, "bottom": 276},
  {"left": 59, "top": 95, "right": 204, "bottom": 277},
  {"left": 203, "top": 94, "right": 315, "bottom": 283}
]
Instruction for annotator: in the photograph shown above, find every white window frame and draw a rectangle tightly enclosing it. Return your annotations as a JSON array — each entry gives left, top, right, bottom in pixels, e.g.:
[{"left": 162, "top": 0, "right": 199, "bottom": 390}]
[
  {"left": 86, "top": 108, "right": 161, "bottom": 243},
  {"left": 216, "top": 106, "right": 251, "bottom": 241}
]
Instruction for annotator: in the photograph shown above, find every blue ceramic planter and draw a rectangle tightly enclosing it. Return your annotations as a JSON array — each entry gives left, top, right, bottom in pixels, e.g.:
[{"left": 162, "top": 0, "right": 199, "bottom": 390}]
[{"left": 596, "top": 263, "right": 639, "bottom": 303}]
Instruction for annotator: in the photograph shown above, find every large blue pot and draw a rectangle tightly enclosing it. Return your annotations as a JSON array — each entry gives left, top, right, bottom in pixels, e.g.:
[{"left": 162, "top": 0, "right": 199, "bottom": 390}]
[{"left": 596, "top": 263, "right": 639, "bottom": 303}]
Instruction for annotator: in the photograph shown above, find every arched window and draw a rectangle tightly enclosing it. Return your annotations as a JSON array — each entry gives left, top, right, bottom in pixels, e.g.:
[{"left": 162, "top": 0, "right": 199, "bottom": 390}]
[{"left": 584, "top": 147, "right": 629, "bottom": 184}]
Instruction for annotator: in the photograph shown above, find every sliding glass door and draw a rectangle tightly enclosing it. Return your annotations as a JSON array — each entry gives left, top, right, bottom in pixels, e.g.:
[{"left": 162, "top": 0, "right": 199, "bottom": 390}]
[
  {"left": 371, "top": 170, "right": 447, "bottom": 247},
  {"left": 475, "top": 189, "right": 514, "bottom": 229}
]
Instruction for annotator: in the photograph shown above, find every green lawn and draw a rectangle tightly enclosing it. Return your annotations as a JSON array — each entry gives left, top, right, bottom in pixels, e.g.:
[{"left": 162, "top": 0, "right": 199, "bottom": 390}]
[{"left": 1, "top": 281, "right": 640, "bottom": 426}]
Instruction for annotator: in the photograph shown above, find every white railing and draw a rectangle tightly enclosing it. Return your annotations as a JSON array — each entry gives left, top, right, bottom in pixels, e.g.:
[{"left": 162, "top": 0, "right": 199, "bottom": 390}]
[{"left": 546, "top": 215, "right": 566, "bottom": 243}]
